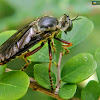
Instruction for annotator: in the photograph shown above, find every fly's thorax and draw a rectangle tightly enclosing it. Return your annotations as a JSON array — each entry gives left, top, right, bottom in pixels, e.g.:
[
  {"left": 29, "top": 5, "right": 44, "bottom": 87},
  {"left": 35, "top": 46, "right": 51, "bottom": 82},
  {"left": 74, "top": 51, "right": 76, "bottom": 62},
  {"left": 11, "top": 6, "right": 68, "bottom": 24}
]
[
  {"left": 37, "top": 16, "right": 58, "bottom": 32},
  {"left": 30, "top": 21, "right": 38, "bottom": 32}
]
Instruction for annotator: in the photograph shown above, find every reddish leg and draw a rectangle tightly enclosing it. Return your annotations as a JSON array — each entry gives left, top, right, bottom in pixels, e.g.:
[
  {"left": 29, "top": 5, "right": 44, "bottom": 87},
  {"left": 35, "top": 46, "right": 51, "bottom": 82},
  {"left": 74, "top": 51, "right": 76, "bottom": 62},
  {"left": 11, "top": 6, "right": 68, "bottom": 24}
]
[
  {"left": 21, "top": 43, "right": 44, "bottom": 71},
  {"left": 54, "top": 37, "right": 73, "bottom": 54},
  {"left": 0, "top": 63, "right": 4, "bottom": 65},
  {"left": 48, "top": 40, "right": 53, "bottom": 90},
  {"left": 24, "top": 43, "right": 44, "bottom": 58},
  {"left": 54, "top": 37, "right": 73, "bottom": 47}
]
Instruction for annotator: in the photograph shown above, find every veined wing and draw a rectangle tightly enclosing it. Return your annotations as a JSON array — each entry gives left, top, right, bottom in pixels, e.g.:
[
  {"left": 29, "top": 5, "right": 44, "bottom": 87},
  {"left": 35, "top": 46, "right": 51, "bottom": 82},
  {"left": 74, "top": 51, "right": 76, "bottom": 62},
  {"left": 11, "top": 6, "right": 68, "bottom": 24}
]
[{"left": 0, "top": 21, "right": 43, "bottom": 62}]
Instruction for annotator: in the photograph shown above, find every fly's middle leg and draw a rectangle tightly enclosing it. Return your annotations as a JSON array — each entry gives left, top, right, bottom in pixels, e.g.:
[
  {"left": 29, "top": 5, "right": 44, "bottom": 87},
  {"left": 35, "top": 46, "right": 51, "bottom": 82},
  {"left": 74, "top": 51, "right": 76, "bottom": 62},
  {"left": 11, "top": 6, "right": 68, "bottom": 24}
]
[
  {"left": 21, "top": 56, "right": 30, "bottom": 71},
  {"left": 51, "top": 39, "right": 56, "bottom": 53}
]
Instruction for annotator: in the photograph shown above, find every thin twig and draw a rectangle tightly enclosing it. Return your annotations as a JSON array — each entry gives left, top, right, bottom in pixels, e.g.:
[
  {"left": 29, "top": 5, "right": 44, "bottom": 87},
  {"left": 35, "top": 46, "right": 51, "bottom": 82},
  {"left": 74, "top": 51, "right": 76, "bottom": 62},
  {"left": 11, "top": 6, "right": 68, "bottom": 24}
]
[
  {"left": 29, "top": 79, "right": 63, "bottom": 100},
  {"left": 54, "top": 52, "right": 63, "bottom": 94}
]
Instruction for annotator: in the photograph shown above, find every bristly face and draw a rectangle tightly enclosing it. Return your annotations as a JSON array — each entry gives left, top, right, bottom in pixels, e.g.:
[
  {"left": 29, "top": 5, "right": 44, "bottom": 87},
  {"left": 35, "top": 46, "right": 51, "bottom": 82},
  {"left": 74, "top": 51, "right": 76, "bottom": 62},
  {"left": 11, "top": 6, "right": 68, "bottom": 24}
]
[{"left": 58, "top": 14, "right": 73, "bottom": 33}]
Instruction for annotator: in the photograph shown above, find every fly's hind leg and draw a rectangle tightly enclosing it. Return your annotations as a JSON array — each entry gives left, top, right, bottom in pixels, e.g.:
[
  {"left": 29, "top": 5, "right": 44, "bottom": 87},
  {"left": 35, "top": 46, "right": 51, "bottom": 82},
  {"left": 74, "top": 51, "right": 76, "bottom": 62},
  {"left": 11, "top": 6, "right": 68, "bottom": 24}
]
[
  {"left": 48, "top": 40, "right": 53, "bottom": 91},
  {"left": 21, "top": 42, "right": 44, "bottom": 71}
]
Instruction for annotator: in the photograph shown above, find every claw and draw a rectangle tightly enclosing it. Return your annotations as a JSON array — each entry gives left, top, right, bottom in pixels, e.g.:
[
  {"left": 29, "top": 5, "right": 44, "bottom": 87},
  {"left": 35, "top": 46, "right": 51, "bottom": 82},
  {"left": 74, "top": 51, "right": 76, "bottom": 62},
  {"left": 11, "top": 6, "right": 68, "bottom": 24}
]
[
  {"left": 52, "top": 47, "right": 56, "bottom": 53},
  {"left": 54, "top": 61, "right": 58, "bottom": 67},
  {"left": 61, "top": 44, "right": 70, "bottom": 55}
]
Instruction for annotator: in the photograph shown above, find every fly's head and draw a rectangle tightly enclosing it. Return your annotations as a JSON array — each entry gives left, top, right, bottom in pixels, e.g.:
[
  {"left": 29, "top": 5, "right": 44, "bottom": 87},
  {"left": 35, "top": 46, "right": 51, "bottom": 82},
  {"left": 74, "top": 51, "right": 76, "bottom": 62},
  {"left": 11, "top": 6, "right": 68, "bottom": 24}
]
[
  {"left": 58, "top": 14, "right": 73, "bottom": 34},
  {"left": 58, "top": 14, "right": 79, "bottom": 34}
]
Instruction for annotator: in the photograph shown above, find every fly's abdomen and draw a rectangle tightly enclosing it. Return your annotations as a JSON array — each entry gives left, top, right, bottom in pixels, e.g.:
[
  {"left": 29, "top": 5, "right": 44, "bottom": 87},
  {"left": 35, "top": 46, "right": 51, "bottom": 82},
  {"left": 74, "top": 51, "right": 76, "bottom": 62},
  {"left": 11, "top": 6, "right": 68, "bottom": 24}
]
[
  {"left": 0, "top": 26, "right": 41, "bottom": 63},
  {"left": 0, "top": 43, "right": 19, "bottom": 63}
]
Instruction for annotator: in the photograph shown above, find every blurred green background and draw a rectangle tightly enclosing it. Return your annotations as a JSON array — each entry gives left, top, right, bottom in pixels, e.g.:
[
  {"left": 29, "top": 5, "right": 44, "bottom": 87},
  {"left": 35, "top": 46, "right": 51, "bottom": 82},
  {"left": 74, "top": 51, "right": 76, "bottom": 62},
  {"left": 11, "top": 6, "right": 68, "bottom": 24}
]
[{"left": 0, "top": 0, "right": 100, "bottom": 100}]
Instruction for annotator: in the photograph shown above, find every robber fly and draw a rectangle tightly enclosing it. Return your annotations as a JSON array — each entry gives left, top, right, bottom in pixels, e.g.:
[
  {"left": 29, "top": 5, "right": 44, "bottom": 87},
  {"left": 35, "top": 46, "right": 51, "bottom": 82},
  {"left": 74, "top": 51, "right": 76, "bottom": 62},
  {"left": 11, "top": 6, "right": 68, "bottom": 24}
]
[{"left": 0, "top": 14, "right": 79, "bottom": 90}]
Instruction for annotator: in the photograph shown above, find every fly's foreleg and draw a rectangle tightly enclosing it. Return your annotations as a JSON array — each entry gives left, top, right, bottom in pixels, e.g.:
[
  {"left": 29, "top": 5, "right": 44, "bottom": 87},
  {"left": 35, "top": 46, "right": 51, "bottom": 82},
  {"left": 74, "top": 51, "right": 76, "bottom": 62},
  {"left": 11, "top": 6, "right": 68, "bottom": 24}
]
[
  {"left": 48, "top": 40, "right": 53, "bottom": 90},
  {"left": 21, "top": 42, "right": 44, "bottom": 71},
  {"left": 54, "top": 37, "right": 73, "bottom": 54}
]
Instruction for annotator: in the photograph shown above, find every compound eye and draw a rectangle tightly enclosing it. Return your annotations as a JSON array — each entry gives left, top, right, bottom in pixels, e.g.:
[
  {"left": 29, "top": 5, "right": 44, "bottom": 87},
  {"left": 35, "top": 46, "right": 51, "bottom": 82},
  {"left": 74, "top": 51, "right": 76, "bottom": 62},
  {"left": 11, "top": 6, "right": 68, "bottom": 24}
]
[
  {"left": 67, "top": 21, "right": 73, "bottom": 32},
  {"left": 64, "top": 14, "right": 70, "bottom": 21},
  {"left": 64, "top": 14, "right": 69, "bottom": 17},
  {"left": 66, "top": 15, "right": 69, "bottom": 18}
]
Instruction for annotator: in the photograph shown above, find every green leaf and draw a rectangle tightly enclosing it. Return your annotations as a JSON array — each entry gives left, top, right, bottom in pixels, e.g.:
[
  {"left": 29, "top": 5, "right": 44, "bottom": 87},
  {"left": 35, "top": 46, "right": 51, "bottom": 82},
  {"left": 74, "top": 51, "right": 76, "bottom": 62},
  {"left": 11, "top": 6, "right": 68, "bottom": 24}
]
[
  {"left": 61, "top": 16, "right": 94, "bottom": 49},
  {"left": 94, "top": 47, "right": 100, "bottom": 82},
  {"left": 0, "top": 30, "right": 17, "bottom": 45},
  {"left": 94, "top": 47, "right": 100, "bottom": 65},
  {"left": 81, "top": 81, "right": 100, "bottom": 100},
  {"left": 28, "top": 44, "right": 49, "bottom": 62},
  {"left": 0, "top": 71, "right": 29, "bottom": 100},
  {"left": 61, "top": 53, "right": 97, "bottom": 83},
  {"left": 74, "top": 86, "right": 82, "bottom": 99},
  {"left": 34, "top": 64, "right": 56, "bottom": 89},
  {"left": 58, "top": 84, "right": 77, "bottom": 99},
  {"left": 0, "top": 64, "right": 7, "bottom": 75},
  {"left": 7, "top": 57, "right": 26, "bottom": 70}
]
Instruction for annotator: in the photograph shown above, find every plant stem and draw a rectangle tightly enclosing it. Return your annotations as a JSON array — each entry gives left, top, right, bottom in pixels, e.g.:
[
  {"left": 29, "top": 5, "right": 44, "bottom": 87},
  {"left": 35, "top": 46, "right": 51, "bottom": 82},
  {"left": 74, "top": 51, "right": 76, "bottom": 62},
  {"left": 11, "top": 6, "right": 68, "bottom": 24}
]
[
  {"left": 29, "top": 78, "right": 63, "bottom": 100},
  {"left": 54, "top": 52, "right": 63, "bottom": 94},
  {"left": 5, "top": 68, "right": 80, "bottom": 100}
]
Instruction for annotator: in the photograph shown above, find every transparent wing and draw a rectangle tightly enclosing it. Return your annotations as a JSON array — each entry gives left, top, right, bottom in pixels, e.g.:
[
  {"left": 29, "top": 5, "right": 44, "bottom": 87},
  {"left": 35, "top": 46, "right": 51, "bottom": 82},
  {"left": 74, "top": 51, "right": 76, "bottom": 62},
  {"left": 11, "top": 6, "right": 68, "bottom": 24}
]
[{"left": 0, "top": 22, "right": 44, "bottom": 62}]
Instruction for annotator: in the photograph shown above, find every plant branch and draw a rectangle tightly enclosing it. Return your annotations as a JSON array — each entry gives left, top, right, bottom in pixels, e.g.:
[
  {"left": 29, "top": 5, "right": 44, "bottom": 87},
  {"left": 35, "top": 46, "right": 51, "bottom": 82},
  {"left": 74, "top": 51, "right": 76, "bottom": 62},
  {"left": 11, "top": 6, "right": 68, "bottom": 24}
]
[
  {"left": 5, "top": 68, "right": 80, "bottom": 100},
  {"left": 54, "top": 52, "right": 63, "bottom": 94},
  {"left": 29, "top": 77, "right": 63, "bottom": 100},
  {"left": 5, "top": 68, "right": 63, "bottom": 100}
]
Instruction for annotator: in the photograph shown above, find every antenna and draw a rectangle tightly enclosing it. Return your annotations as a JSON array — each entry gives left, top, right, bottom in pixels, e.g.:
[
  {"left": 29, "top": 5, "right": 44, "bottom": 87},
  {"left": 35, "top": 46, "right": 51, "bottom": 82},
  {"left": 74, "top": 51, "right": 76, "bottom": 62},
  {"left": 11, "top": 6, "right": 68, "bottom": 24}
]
[{"left": 71, "top": 15, "right": 81, "bottom": 21}]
